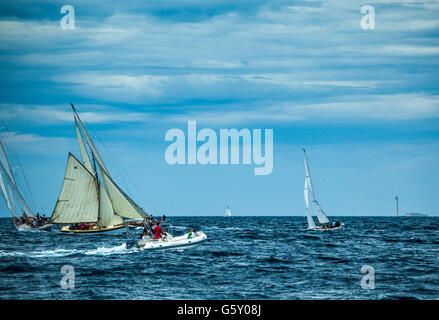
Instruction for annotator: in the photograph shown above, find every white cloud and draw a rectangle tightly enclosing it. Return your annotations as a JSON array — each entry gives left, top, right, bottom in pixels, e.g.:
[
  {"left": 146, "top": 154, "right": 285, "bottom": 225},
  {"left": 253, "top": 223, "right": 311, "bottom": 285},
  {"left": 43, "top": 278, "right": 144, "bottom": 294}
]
[{"left": 0, "top": 104, "right": 150, "bottom": 124}]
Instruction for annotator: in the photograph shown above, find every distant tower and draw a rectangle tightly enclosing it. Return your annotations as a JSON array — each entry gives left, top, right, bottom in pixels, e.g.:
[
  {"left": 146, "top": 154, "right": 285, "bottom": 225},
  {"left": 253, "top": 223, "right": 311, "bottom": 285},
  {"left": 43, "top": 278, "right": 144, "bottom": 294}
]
[{"left": 394, "top": 196, "right": 399, "bottom": 217}]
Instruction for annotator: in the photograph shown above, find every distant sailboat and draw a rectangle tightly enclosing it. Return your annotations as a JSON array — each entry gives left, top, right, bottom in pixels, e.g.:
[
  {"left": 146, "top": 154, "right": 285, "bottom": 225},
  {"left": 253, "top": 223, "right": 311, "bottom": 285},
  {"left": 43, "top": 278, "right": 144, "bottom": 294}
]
[
  {"left": 0, "top": 133, "right": 52, "bottom": 231},
  {"left": 394, "top": 196, "right": 399, "bottom": 217},
  {"left": 303, "top": 149, "right": 344, "bottom": 230},
  {"left": 50, "top": 104, "right": 150, "bottom": 234},
  {"left": 224, "top": 206, "right": 232, "bottom": 217}
]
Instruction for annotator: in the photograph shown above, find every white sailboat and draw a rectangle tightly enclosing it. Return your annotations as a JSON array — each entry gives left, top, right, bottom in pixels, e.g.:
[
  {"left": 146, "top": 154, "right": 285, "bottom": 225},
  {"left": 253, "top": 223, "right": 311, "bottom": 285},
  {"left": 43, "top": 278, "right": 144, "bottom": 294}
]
[
  {"left": 303, "top": 149, "right": 344, "bottom": 231},
  {"left": 0, "top": 133, "right": 52, "bottom": 231},
  {"left": 50, "top": 104, "right": 150, "bottom": 234},
  {"left": 224, "top": 206, "right": 232, "bottom": 217}
]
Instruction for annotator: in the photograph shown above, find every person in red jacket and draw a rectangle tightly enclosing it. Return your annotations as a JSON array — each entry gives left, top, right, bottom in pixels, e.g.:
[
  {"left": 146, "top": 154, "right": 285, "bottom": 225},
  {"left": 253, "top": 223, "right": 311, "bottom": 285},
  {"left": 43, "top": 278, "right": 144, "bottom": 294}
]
[{"left": 153, "top": 223, "right": 164, "bottom": 240}]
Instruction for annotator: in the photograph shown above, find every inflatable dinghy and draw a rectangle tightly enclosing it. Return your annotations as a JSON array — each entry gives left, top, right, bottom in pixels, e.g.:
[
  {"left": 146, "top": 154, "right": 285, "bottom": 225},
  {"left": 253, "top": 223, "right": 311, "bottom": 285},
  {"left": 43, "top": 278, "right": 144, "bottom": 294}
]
[{"left": 137, "top": 231, "right": 207, "bottom": 250}]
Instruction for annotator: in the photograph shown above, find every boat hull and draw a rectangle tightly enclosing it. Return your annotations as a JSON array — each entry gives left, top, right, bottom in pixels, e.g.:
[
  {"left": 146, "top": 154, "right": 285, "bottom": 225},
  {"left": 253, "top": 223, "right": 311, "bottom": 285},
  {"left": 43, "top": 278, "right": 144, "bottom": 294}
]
[
  {"left": 137, "top": 231, "right": 207, "bottom": 250},
  {"left": 15, "top": 223, "right": 53, "bottom": 232},
  {"left": 59, "top": 224, "right": 127, "bottom": 235},
  {"left": 311, "top": 224, "right": 345, "bottom": 231}
]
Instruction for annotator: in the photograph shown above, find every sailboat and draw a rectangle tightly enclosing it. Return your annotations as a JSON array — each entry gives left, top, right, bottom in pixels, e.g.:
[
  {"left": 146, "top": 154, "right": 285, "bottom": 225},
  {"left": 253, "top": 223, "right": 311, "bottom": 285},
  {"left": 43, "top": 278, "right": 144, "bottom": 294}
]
[
  {"left": 224, "top": 206, "right": 232, "bottom": 217},
  {"left": 394, "top": 196, "right": 399, "bottom": 217},
  {"left": 303, "top": 149, "right": 344, "bottom": 231},
  {"left": 0, "top": 133, "right": 52, "bottom": 231},
  {"left": 50, "top": 104, "right": 150, "bottom": 234}
]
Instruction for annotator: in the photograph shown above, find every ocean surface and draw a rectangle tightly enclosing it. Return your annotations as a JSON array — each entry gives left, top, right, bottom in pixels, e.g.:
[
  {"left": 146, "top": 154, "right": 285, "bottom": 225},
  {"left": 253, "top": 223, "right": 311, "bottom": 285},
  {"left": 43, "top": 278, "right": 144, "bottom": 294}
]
[{"left": 0, "top": 216, "right": 438, "bottom": 300}]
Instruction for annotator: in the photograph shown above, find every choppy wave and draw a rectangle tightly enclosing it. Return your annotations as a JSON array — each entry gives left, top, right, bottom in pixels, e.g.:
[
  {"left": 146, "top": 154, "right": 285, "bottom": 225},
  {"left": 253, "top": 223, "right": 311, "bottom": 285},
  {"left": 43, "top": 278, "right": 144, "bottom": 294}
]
[{"left": 0, "top": 216, "right": 438, "bottom": 299}]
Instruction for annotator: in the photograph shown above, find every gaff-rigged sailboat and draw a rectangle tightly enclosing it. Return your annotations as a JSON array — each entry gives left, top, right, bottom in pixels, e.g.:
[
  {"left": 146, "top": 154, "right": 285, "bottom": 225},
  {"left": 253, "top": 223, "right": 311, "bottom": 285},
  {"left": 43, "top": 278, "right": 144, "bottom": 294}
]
[
  {"left": 50, "top": 104, "right": 150, "bottom": 234},
  {"left": 0, "top": 134, "right": 52, "bottom": 231},
  {"left": 224, "top": 206, "right": 232, "bottom": 217},
  {"left": 303, "top": 149, "right": 344, "bottom": 231}
]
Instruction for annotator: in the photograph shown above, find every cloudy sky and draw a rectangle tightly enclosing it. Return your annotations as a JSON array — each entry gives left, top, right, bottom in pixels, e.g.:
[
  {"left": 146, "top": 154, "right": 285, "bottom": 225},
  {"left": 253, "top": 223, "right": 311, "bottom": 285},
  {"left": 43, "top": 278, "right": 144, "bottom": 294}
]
[{"left": 0, "top": 0, "right": 438, "bottom": 218}]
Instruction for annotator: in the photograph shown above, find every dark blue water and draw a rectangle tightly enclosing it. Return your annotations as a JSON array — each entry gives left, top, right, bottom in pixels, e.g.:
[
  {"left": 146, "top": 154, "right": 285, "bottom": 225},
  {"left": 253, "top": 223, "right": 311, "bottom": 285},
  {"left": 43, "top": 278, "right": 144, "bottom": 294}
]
[{"left": 0, "top": 217, "right": 438, "bottom": 300}]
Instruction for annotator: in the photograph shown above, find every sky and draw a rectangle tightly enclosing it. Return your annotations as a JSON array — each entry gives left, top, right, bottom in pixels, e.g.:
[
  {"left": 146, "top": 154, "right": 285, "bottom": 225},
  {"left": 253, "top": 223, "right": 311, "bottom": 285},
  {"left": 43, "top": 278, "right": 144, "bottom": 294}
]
[{"left": 0, "top": 0, "right": 438, "bottom": 217}]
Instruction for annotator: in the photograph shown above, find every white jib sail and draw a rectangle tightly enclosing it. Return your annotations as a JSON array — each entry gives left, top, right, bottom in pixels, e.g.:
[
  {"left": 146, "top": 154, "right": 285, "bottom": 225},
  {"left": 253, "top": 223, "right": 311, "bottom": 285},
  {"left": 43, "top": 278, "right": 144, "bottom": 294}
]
[
  {"left": 225, "top": 207, "right": 232, "bottom": 216},
  {"left": 51, "top": 153, "right": 99, "bottom": 223},
  {"left": 0, "top": 159, "right": 33, "bottom": 216},
  {"left": 99, "top": 163, "right": 148, "bottom": 220},
  {"left": 97, "top": 182, "right": 124, "bottom": 227},
  {"left": 303, "top": 150, "right": 330, "bottom": 225},
  {"left": 0, "top": 140, "right": 18, "bottom": 214},
  {"left": 75, "top": 117, "right": 94, "bottom": 174},
  {"left": 0, "top": 172, "right": 14, "bottom": 215},
  {"left": 304, "top": 178, "right": 316, "bottom": 229}
]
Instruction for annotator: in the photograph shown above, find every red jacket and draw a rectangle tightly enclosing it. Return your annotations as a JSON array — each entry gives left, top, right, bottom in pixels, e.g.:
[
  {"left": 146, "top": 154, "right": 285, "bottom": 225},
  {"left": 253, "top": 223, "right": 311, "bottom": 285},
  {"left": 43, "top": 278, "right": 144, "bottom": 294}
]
[{"left": 153, "top": 225, "right": 163, "bottom": 239}]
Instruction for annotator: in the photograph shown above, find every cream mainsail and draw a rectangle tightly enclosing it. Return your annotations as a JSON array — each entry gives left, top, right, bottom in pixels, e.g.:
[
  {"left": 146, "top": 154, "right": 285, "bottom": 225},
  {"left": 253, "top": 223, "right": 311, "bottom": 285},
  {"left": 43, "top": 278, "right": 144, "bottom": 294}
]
[
  {"left": 303, "top": 149, "right": 330, "bottom": 226},
  {"left": 51, "top": 153, "right": 99, "bottom": 223},
  {"left": 50, "top": 104, "right": 149, "bottom": 226}
]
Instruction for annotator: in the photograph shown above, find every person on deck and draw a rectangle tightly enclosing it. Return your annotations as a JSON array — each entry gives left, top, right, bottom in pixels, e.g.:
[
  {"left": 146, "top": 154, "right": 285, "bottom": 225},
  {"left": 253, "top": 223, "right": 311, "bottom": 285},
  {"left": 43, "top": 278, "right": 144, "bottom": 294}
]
[
  {"left": 187, "top": 228, "right": 193, "bottom": 239},
  {"left": 153, "top": 223, "right": 164, "bottom": 240}
]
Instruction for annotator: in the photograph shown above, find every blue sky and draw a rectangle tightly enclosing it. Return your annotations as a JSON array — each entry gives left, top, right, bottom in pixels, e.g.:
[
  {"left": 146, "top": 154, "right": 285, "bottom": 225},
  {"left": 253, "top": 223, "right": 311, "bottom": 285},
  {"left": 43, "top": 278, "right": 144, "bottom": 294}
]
[{"left": 0, "top": 0, "right": 438, "bottom": 217}]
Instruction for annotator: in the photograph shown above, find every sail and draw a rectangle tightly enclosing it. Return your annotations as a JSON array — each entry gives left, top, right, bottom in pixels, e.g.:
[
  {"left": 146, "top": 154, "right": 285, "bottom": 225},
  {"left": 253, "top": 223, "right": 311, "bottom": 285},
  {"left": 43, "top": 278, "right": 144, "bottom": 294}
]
[
  {"left": 0, "top": 140, "right": 18, "bottom": 214},
  {"left": 303, "top": 149, "right": 330, "bottom": 225},
  {"left": 0, "top": 159, "right": 33, "bottom": 216},
  {"left": 72, "top": 106, "right": 109, "bottom": 174},
  {"left": 224, "top": 207, "right": 232, "bottom": 217},
  {"left": 0, "top": 172, "right": 14, "bottom": 214},
  {"left": 75, "top": 117, "right": 94, "bottom": 174},
  {"left": 97, "top": 182, "right": 124, "bottom": 227},
  {"left": 51, "top": 153, "right": 99, "bottom": 223},
  {"left": 0, "top": 140, "right": 16, "bottom": 184},
  {"left": 304, "top": 178, "right": 316, "bottom": 229},
  {"left": 99, "top": 163, "right": 148, "bottom": 220}
]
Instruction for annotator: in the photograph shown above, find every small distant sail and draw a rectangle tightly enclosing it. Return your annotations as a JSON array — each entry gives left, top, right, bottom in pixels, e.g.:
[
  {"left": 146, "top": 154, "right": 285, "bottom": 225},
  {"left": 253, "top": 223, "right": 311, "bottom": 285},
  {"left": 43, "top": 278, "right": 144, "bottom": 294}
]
[
  {"left": 224, "top": 206, "right": 232, "bottom": 217},
  {"left": 304, "top": 178, "right": 316, "bottom": 229},
  {"left": 394, "top": 196, "right": 399, "bottom": 217},
  {"left": 303, "top": 149, "right": 330, "bottom": 225}
]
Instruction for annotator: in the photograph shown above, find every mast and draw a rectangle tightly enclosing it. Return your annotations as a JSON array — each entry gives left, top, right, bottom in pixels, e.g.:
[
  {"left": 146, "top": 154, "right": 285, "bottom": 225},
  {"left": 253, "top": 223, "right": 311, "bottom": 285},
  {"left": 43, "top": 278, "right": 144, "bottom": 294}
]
[
  {"left": 71, "top": 104, "right": 109, "bottom": 175},
  {"left": 394, "top": 196, "right": 399, "bottom": 217}
]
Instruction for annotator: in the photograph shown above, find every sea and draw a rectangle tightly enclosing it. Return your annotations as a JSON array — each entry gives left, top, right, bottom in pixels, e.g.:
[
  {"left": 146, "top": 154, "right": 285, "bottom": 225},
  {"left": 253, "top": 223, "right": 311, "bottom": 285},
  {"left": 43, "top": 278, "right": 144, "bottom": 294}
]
[{"left": 0, "top": 216, "right": 438, "bottom": 300}]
